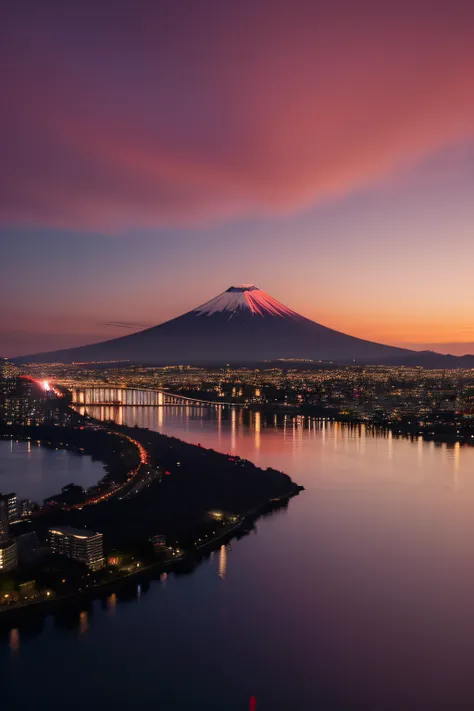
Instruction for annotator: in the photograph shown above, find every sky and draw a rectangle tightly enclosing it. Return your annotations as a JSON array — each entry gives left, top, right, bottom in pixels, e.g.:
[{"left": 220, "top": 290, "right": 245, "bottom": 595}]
[{"left": 1, "top": 0, "right": 474, "bottom": 357}]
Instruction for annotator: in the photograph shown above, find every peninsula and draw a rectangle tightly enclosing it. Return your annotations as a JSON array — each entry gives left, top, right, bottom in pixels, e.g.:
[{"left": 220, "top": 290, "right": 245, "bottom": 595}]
[{"left": 0, "top": 379, "right": 301, "bottom": 618}]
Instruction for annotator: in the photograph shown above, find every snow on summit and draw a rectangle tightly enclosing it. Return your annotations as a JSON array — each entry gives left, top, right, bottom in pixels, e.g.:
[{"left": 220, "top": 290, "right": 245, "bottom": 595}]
[
  {"left": 194, "top": 285, "right": 300, "bottom": 319},
  {"left": 17, "top": 282, "right": 458, "bottom": 366}
]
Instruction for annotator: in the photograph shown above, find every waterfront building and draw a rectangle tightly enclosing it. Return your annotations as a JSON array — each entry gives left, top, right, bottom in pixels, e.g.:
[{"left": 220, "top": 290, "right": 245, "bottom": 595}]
[
  {"left": 0, "top": 538, "right": 18, "bottom": 572},
  {"left": 0, "top": 500, "right": 8, "bottom": 541},
  {"left": 107, "top": 553, "right": 123, "bottom": 567},
  {"left": 48, "top": 526, "right": 105, "bottom": 571},
  {"left": 0, "top": 492, "right": 18, "bottom": 523}
]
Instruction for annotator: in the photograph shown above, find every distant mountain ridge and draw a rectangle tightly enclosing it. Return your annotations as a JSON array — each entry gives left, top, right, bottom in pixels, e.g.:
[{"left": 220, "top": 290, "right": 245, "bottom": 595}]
[{"left": 13, "top": 285, "right": 474, "bottom": 367}]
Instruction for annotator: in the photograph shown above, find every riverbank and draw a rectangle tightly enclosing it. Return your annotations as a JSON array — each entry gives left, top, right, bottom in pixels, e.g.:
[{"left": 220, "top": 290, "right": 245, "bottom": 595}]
[
  {"left": 245, "top": 406, "right": 474, "bottom": 448},
  {"left": 0, "top": 485, "right": 302, "bottom": 627},
  {"left": 0, "top": 424, "right": 142, "bottom": 508},
  {"left": 1, "top": 406, "right": 302, "bottom": 625}
]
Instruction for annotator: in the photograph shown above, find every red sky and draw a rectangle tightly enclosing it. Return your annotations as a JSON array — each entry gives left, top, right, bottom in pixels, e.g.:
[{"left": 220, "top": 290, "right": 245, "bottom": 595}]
[{"left": 2, "top": 0, "right": 474, "bottom": 356}]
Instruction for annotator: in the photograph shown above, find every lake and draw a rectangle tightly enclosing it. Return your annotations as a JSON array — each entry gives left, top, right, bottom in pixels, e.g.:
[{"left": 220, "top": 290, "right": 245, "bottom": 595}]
[
  {"left": 3, "top": 404, "right": 474, "bottom": 711},
  {"left": 0, "top": 439, "right": 105, "bottom": 503}
]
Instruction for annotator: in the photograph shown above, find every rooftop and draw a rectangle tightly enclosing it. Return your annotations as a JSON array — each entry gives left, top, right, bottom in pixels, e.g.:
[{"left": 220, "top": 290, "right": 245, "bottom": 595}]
[{"left": 49, "top": 526, "right": 102, "bottom": 540}]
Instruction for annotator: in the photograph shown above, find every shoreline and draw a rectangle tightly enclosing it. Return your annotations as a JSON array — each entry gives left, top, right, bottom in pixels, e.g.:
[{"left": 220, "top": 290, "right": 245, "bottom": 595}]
[
  {"left": 73, "top": 398, "right": 474, "bottom": 448},
  {"left": 0, "top": 485, "right": 302, "bottom": 627}
]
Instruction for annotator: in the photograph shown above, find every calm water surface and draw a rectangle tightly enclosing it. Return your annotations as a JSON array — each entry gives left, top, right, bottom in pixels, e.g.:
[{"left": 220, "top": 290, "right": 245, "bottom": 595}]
[
  {"left": 0, "top": 439, "right": 105, "bottom": 502},
  {"left": 3, "top": 404, "right": 474, "bottom": 711}
]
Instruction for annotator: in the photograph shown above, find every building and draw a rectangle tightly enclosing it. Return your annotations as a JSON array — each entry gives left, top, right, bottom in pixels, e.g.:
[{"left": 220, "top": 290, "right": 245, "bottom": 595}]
[
  {"left": 0, "top": 538, "right": 18, "bottom": 572},
  {"left": 2, "top": 395, "right": 46, "bottom": 426},
  {"left": 0, "top": 493, "right": 18, "bottom": 523},
  {"left": 0, "top": 500, "right": 8, "bottom": 541},
  {"left": 48, "top": 526, "right": 105, "bottom": 571},
  {"left": 0, "top": 359, "right": 20, "bottom": 380},
  {"left": 18, "top": 498, "right": 34, "bottom": 518},
  {"left": 0, "top": 377, "right": 17, "bottom": 399}
]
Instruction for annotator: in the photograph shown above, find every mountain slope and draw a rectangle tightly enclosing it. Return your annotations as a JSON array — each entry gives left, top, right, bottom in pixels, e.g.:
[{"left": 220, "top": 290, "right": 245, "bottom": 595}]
[{"left": 14, "top": 285, "right": 474, "bottom": 366}]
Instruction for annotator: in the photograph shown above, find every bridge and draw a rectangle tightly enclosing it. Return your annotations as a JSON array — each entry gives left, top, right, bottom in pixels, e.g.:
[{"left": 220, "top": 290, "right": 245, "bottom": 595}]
[{"left": 70, "top": 386, "right": 234, "bottom": 407}]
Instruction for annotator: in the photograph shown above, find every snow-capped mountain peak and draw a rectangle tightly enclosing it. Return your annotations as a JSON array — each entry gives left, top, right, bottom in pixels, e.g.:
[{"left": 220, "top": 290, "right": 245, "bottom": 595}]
[
  {"left": 194, "top": 285, "right": 300, "bottom": 318},
  {"left": 14, "top": 281, "right": 466, "bottom": 366}
]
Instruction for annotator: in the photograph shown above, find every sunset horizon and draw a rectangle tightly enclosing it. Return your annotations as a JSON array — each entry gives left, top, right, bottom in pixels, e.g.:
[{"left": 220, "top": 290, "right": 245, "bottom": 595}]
[
  {"left": 3, "top": 0, "right": 474, "bottom": 358},
  {"left": 4, "top": 280, "right": 474, "bottom": 359}
]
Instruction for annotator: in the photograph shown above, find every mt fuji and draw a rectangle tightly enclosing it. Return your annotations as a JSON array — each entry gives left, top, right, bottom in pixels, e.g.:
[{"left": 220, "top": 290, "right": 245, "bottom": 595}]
[{"left": 14, "top": 285, "right": 474, "bottom": 366}]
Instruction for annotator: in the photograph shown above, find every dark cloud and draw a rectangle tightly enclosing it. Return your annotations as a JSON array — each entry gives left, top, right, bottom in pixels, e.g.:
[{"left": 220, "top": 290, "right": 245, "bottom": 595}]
[{"left": 104, "top": 322, "right": 152, "bottom": 329}]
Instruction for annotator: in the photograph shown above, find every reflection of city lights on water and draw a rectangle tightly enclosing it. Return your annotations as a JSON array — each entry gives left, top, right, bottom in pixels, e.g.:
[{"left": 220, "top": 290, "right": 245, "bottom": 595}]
[
  {"left": 160, "top": 572, "right": 167, "bottom": 583},
  {"left": 417, "top": 436, "right": 424, "bottom": 468},
  {"left": 137, "top": 584, "right": 141, "bottom": 598},
  {"left": 79, "top": 610, "right": 89, "bottom": 635},
  {"left": 254, "top": 411, "right": 261, "bottom": 451},
  {"left": 9, "top": 628, "right": 20, "bottom": 654},
  {"left": 231, "top": 408, "right": 236, "bottom": 451},
  {"left": 453, "top": 441, "right": 461, "bottom": 492},
  {"left": 218, "top": 545, "right": 227, "bottom": 580},
  {"left": 217, "top": 406, "right": 222, "bottom": 442},
  {"left": 107, "top": 593, "right": 117, "bottom": 614}
]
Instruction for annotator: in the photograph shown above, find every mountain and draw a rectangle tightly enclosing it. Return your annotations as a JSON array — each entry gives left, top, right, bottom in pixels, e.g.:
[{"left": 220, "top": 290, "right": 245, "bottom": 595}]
[{"left": 14, "top": 285, "right": 474, "bottom": 366}]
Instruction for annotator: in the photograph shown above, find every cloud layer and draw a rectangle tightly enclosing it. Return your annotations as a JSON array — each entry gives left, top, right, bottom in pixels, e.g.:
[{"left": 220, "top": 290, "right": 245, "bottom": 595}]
[{"left": 2, "top": 0, "right": 474, "bottom": 231}]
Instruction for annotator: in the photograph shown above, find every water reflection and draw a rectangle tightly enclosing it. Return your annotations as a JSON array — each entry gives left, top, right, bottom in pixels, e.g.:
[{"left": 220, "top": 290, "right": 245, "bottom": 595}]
[
  {"left": 78, "top": 610, "right": 88, "bottom": 636},
  {"left": 8, "top": 401, "right": 474, "bottom": 710},
  {"left": 76, "top": 402, "right": 474, "bottom": 499},
  {"left": 254, "top": 411, "right": 261, "bottom": 452},
  {"left": 231, "top": 407, "right": 236, "bottom": 452},
  {"left": 218, "top": 545, "right": 227, "bottom": 580},
  {"left": 9, "top": 628, "right": 20, "bottom": 655},
  {"left": 453, "top": 441, "right": 461, "bottom": 492},
  {"left": 0, "top": 439, "right": 105, "bottom": 501},
  {"left": 107, "top": 593, "right": 117, "bottom": 614}
]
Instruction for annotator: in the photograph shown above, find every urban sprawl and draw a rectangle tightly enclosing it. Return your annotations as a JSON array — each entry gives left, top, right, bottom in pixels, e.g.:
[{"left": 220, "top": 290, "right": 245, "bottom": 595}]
[{"left": 3, "top": 356, "right": 474, "bottom": 612}]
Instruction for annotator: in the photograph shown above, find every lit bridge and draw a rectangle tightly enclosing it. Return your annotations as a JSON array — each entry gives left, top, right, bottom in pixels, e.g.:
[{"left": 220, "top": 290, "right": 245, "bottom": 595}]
[{"left": 70, "top": 386, "right": 234, "bottom": 407}]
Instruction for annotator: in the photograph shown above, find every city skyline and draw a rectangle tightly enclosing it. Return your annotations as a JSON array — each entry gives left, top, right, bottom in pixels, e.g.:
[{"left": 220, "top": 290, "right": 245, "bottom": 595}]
[{"left": 2, "top": 0, "right": 474, "bottom": 357}]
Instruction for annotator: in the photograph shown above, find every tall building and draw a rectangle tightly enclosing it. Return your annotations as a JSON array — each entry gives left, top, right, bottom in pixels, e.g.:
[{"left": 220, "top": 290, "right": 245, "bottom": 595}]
[
  {"left": 0, "top": 493, "right": 17, "bottom": 523},
  {"left": 18, "top": 499, "right": 33, "bottom": 518},
  {"left": 0, "top": 500, "right": 8, "bottom": 541},
  {"left": 0, "top": 377, "right": 17, "bottom": 399},
  {"left": 0, "top": 539, "right": 18, "bottom": 572},
  {"left": 48, "top": 526, "right": 105, "bottom": 571},
  {"left": 0, "top": 495, "right": 19, "bottom": 573},
  {"left": 2, "top": 395, "right": 46, "bottom": 426}
]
